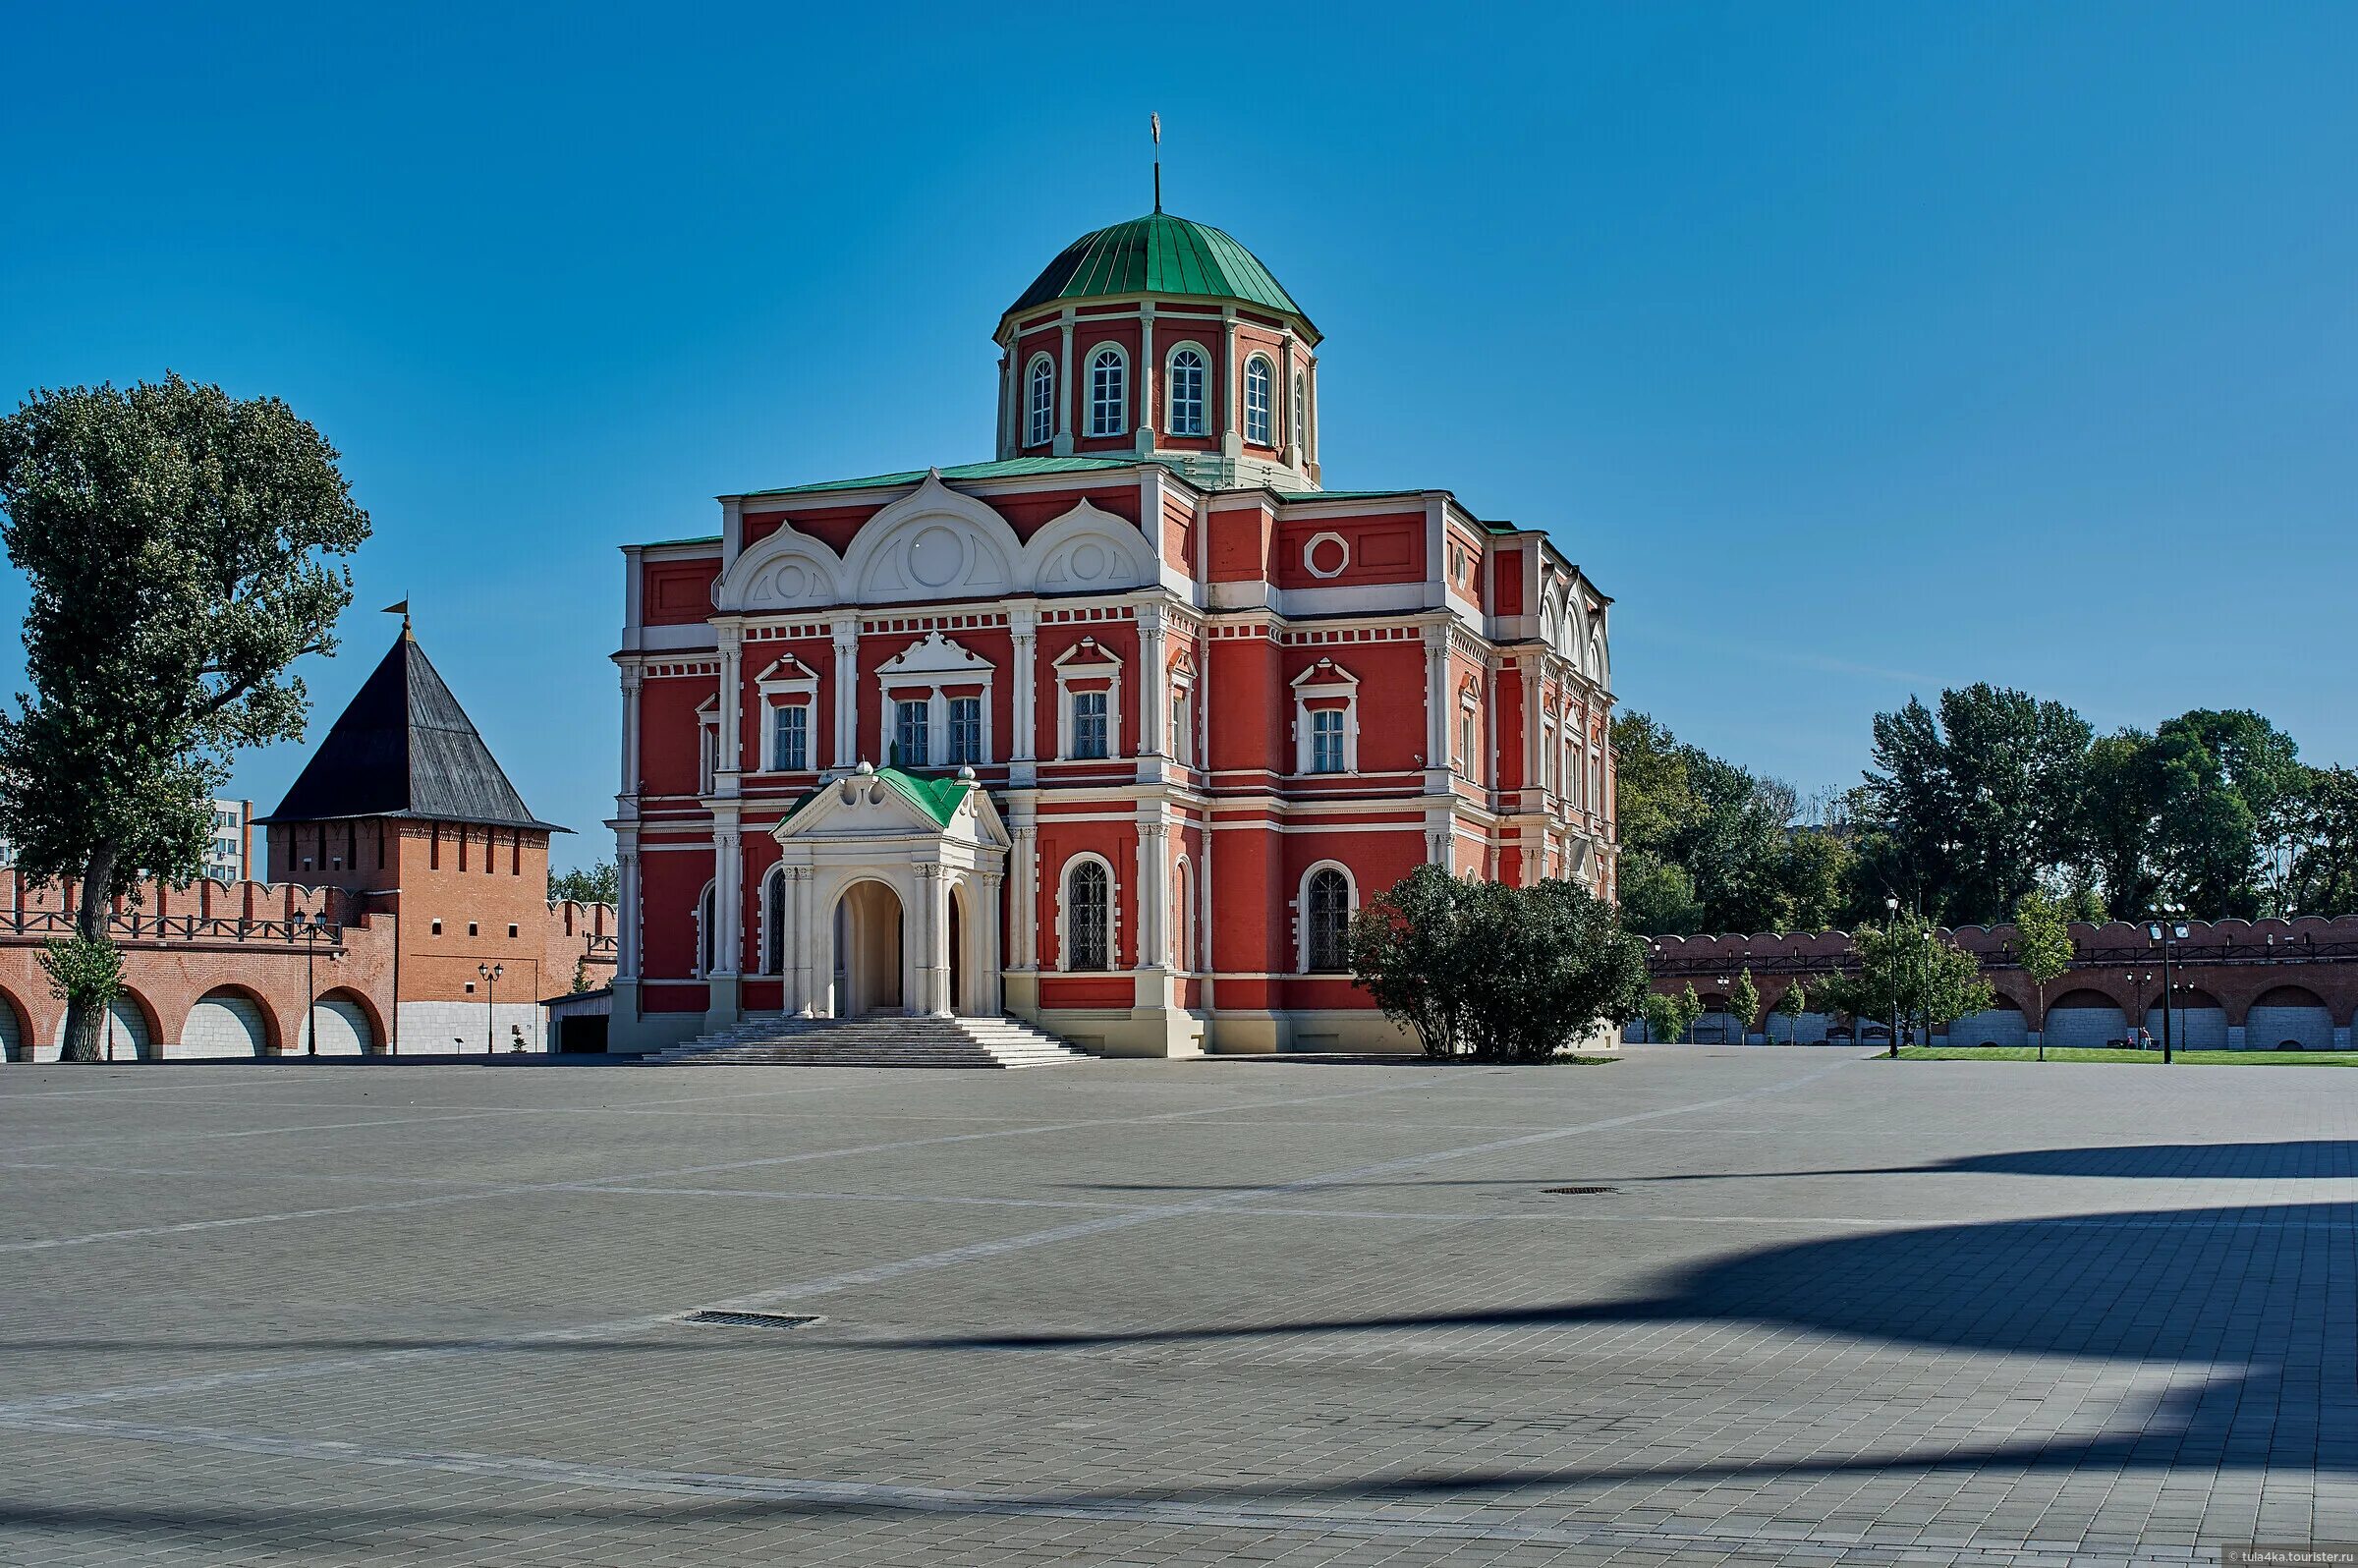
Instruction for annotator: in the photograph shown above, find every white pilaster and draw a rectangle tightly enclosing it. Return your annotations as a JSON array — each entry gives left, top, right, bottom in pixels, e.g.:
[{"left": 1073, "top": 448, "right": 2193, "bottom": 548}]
[
  {"left": 915, "top": 863, "right": 950, "bottom": 1017},
  {"left": 1136, "top": 818, "right": 1169, "bottom": 971},
  {"left": 1423, "top": 623, "right": 1451, "bottom": 791},
  {"left": 1053, "top": 313, "right": 1075, "bottom": 456},
  {"left": 615, "top": 833, "right": 642, "bottom": 981},
  {"left": 1136, "top": 303, "right": 1156, "bottom": 456},
  {"left": 979, "top": 870, "right": 1005, "bottom": 1014},
  {"left": 619, "top": 664, "right": 644, "bottom": 811},
  {"left": 711, "top": 817, "right": 742, "bottom": 979},
  {"left": 716, "top": 625, "right": 744, "bottom": 796},
  {"left": 1010, "top": 603, "right": 1039, "bottom": 776},
  {"left": 1136, "top": 602, "right": 1167, "bottom": 759},
  {"left": 1010, "top": 824, "right": 1039, "bottom": 970},
  {"left": 831, "top": 614, "right": 860, "bottom": 767}
]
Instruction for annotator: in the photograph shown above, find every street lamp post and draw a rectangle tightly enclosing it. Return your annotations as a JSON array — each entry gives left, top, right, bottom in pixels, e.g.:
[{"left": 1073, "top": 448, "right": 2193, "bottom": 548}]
[
  {"left": 478, "top": 963, "right": 503, "bottom": 1055},
  {"left": 1884, "top": 896, "right": 1901, "bottom": 1057},
  {"left": 303, "top": 912, "right": 327, "bottom": 1057},
  {"left": 2146, "top": 914, "right": 2189, "bottom": 1063}
]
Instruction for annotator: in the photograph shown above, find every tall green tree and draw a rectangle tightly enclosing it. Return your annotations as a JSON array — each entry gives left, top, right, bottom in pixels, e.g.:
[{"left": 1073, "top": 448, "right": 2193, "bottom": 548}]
[
  {"left": 1859, "top": 685, "right": 2092, "bottom": 925},
  {"left": 0, "top": 376, "right": 367, "bottom": 1061},
  {"left": 2281, "top": 766, "right": 2358, "bottom": 917},
  {"left": 1773, "top": 980, "right": 1808, "bottom": 1044},
  {"left": 2009, "top": 888, "right": 2077, "bottom": 1062},
  {"left": 1728, "top": 968, "right": 1761, "bottom": 1044}
]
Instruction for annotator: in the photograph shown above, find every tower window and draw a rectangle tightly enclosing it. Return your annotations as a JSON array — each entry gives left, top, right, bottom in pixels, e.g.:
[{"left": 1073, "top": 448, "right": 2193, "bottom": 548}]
[
  {"left": 1244, "top": 356, "right": 1272, "bottom": 445},
  {"left": 1166, "top": 348, "right": 1206, "bottom": 436},
  {"left": 1292, "top": 370, "right": 1307, "bottom": 454},
  {"left": 1088, "top": 348, "right": 1127, "bottom": 437},
  {"left": 1026, "top": 355, "right": 1054, "bottom": 447},
  {"left": 893, "top": 700, "right": 930, "bottom": 768}
]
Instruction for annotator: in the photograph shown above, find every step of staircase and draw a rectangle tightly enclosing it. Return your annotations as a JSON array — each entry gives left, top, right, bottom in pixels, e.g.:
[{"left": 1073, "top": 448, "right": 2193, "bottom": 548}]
[{"left": 644, "top": 1013, "right": 1092, "bottom": 1069}]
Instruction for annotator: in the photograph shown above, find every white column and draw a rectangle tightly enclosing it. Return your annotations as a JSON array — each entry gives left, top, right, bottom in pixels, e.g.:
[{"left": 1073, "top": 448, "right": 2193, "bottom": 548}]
[
  {"left": 1520, "top": 658, "right": 1543, "bottom": 804},
  {"left": 831, "top": 615, "right": 859, "bottom": 767},
  {"left": 711, "top": 817, "right": 742, "bottom": 979},
  {"left": 1009, "top": 604, "right": 1039, "bottom": 764},
  {"left": 1136, "top": 304, "right": 1156, "bottom": 456},
  {"left": 1136, "top": 818, "right": 1168, "bottom": 971},
  {"left": 619, "top": 664, "right": 644, "bottom": 811},
  {"left": 916, "top": 864, "right": 950, "bottom": 1016},
  {"left": 1136, "top": 604, "right": 1167, "bottom": 758},
  {"left": 1053, "top": 314, "right": 1075, "bottom": 455},
  {"left": 716, "top": 626, "right": 743, "bottom": 796},
  {"left": 979, "top": 870, "right": 1005, "bottom": 1015},
  {"left": 1423, "top": 624, "right": 1450, "bottom": 779},
  {"left": 1010, "top": 825, "right": 1039, "bottom": 969},
  {"left": 615, "top": 835, "right": 642, "bottom": 981}
]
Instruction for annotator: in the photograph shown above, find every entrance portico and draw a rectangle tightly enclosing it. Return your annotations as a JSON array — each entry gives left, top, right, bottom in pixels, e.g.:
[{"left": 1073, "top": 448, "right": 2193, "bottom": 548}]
[{"left": 770, "top": 763, "right": 1007, "bottom": 1020}]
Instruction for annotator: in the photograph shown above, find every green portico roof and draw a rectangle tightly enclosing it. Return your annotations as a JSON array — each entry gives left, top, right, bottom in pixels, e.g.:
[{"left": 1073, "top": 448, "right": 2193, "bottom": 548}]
[
  {"left": 778, "top": 766, "right": 973, "bottom": 830},
  {"left": 1008, "top": 213, "right": 1314, "bottom": 333}
]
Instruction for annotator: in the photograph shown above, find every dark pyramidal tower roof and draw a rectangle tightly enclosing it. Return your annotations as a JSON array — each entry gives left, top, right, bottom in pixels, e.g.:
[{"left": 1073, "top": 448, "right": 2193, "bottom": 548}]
[{"left": 259, "top": 629, "right": 565, "bottom": 832}]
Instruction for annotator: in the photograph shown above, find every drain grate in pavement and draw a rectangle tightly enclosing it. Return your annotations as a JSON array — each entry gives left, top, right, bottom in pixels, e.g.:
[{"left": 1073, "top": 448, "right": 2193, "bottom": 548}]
[
  {"left": 682, "top": 1310, "right": 822, "bottom": 1330},
  {"left": 1542, "top": 1185, "right": 1619, "bottom": 1195}
]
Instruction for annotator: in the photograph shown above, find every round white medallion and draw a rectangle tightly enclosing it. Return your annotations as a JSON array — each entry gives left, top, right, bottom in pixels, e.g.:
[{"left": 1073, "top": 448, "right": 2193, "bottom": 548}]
[{"left": 908, "top": 526, "right": 964, "bottom": 588}]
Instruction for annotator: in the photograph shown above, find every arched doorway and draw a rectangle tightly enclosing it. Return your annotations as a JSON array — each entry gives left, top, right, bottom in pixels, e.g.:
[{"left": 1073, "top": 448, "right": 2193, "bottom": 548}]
[
  {"left": 2249, "top": 984, "right": 2333, "bottom": 1051},
  {"left": 948, "top": 886, "right": 966, "bottom": 1016},
  {"left": 2043, "top": 988, "right": 2127, "bottom": 1049},
  {"left": 833, "top": 880, "right": 904, "bottom": 1016}
]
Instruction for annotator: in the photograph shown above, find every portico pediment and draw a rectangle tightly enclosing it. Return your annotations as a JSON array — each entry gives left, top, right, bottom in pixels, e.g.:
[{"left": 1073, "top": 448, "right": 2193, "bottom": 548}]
[{"left": 772, "top": 764, "right": 1010, "bottom": 853}]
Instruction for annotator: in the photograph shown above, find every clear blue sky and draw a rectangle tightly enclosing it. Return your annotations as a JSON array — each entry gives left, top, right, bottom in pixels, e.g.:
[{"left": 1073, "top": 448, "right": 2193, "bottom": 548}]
[{"left": 3, "top": 2, "right": 2352, "bottom": 868}]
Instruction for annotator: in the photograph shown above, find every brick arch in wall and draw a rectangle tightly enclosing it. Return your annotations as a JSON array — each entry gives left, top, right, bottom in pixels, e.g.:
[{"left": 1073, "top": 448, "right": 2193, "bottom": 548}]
[
  {"left": 0, "top": 986, "right": 28, "bottom": 1061},
  {"left": 179, "top": 983, "right": 281, "bottom": 1060},
  {"left": 301, "top": 986, "right": 383, "bottom": 1055},
  {"left": 49, "top": 988, "right": 163, "bottom": 1061},
  {"left": 2248, "top": 983, "right": 2335, "bottom": 1051}
]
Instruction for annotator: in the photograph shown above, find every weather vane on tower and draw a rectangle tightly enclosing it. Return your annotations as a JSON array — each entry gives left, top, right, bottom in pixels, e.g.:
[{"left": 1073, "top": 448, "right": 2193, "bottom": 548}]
[{"left": 1151, "top": 113, "right": 1162, "bottom": 212}]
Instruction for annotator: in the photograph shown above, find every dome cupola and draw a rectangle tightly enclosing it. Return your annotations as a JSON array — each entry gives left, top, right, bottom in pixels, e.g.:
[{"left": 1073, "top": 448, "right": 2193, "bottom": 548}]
[{"left": 994, "top": 211, "right": 1321, "bottom": 491}]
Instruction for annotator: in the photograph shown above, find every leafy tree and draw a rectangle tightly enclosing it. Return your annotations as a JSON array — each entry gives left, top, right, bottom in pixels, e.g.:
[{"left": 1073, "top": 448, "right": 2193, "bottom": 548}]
[
  {"left": 1640, "top": 990, "right": 1682, "bottom": 1045},
  {"left": 1454, "top": 877, "right": 1650, "bottom": 1059},
  {"left": 1347, "top": 866, "right": 1472, "bottom": 1057},
  {"left": 2009, "top": 889, "right": 2077, "bottom": 1062},
  {"left": 1860, "top": 686, "right": 2092, "bottom": 925},
  {"left": 0, "top": 376, "right": 366, "bottom": 1060},
  {"left": 1813, "top": 915, "right": 1994, "bottom": 1054},
  {"left": 1615, "top": 849, "right": 1702, "bottom": 935},
  {"left": 2281, "top": 765, "right": 2358, "bottom": 917},
  {"left": 1773, "top": 980, "right": 1808, "bottom": 1044},
  {"left": 550, "top": 861, "right": 619, "bottom": 905},
  {"left": 1728, "top": 968, "right": 1761, "bottom": 1044},
  {"left": 1677, "top": 981, "right": 1706, "bottom": 1043},
  {"left": 1349, "top": 868, "right": 1647, "bottom": 1059},
  {"left": 2077, "top": 730, "right": 2162, "bottom": 916}
]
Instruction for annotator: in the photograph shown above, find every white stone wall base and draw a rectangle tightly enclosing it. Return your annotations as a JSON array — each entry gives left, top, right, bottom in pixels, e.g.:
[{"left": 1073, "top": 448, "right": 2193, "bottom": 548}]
[{"left": 399, "top": 1000, "right": 545, "bottom": 1055}]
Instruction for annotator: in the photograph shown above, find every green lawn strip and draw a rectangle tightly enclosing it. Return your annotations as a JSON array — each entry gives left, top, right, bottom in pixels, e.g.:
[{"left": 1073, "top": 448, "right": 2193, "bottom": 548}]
[{"left": 1894, "top": 1045, "right": 2358, "bottom": 1066}]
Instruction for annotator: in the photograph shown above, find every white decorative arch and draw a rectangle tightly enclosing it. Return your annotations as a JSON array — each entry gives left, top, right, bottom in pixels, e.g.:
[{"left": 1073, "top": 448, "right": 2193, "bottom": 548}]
[
  {"left": 714, "top": 520, "right": 847, "bottom": 614},
  {"left": 1056, "top": 851, "right": 1119, "bottom": 973},
  {"left": 840, "top": 471, "right": 1022, "bottom": 606},
  {"left": 1023, "top": 498, "right": 1159, "bottom": 595},
  {"left": 1296, "top": 860, "right": 1357, "bottom": 974}
]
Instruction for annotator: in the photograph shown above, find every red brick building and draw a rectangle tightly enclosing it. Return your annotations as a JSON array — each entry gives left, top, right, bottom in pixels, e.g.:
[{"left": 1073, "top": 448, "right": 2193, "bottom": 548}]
[
  {"left": 611, "top": 209, "right": 1618, "bottom": 1055},
  {"left": 0, "top": 625, "right": 615, "bottom": 1061}
]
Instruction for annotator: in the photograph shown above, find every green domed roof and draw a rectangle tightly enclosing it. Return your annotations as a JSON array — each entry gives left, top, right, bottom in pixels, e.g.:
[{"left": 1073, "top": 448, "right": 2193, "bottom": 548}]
[{"left": 1007, "top": 212, "right": 1313, "bottom": 332}]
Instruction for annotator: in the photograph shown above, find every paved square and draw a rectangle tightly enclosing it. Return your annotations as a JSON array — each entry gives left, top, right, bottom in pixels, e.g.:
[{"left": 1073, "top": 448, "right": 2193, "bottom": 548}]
[{"left": 2, "top": 1047, "right": 2352, "bottom": 1565}]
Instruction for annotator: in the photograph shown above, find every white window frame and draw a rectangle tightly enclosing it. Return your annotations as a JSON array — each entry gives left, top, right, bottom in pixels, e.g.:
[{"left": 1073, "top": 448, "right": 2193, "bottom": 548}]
[
  {"left": 1057, "top": 853, "right": 1117, "bottom": 973},
  {"left": 1025, "top": 353, "right": 1055, "bottom": 448},
  {"left": 755, "top": 653, "right": 820, "bottom": 774},
  {"left": 1164, "top": 342, "right": 1209, "bottom": 437},
  {"left": 1170, "top": 657, "right": 1198, "bottom": 768},
  {"left": 1244, "top": 355, "right": 1273, "bottom": 446},
  {"left": 696, "top": 699, "right": 720, "bottom": 796},
  {"left": 695, "top": 879, "right": 718, "bottom": 977},
  {"left": 1291, "top": 369, "right": 1307, "bottom": 457},
  {"left": 873, "top": 632, "right": 996, "bottom": 772},
  {"left": 1173, "top": 854, "right": 1198, "bottom": 973},
  {"left": 1457, "top": 681, "right": 1481, "bottom": 782},
  {"left": 1051, "top": 639, "right": 1125, "bottom": 762},
  {"left": 1290, "top": 658, "right": 1361, "bottom": 776},
  {"left": 1296, "top": 861, "right": 1356, "bottom": 975},
  {"left": 1086, "top": 344, "right": 1128, "bottom": 437},
  {"left": 945, "top": 694, "right": 983, "bottom": 767}
]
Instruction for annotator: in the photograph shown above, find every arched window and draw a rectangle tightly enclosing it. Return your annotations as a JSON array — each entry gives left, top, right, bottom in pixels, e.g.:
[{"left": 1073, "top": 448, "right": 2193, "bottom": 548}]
[
  {"left": 1291, "top": 370, "right": 1307, "bottom": 454},
  {"left": 1166, "top": 348, "right": 1207, "bottom": 436},
  {"left": 1065, "top": 860, "right": 1111, "bottom": 971},
  {"left": 1305, "top": 867, "right": 1351, "bottom": 973},
  {"left": 1088, "top": 348, "right": 1127, "bottom": 437},
  {"left": 762, "top": 868, "right": 786, "bottom": 976},
  {"left": 1244, "top": 356, "right": 1272, "bottom": 445},
  {"left": 1026, "top": 356, "right": 1055, "bottom": 447},
  {"left": 1174, "top": 857, "right": 1196, "bottom": 973}
]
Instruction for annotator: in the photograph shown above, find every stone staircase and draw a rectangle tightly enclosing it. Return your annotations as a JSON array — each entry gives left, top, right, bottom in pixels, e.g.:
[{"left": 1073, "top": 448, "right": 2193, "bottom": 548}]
[{"left": 643, "top": 1012, "right": 1093, "bottom": 1069}]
